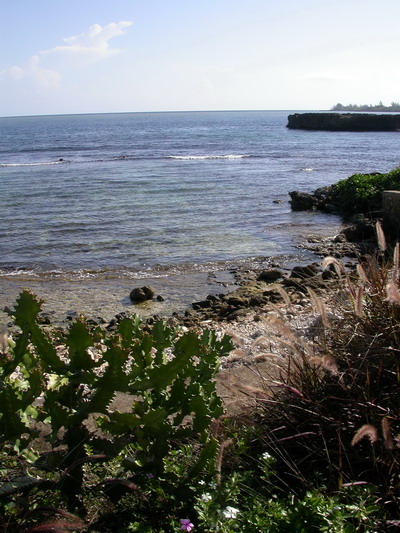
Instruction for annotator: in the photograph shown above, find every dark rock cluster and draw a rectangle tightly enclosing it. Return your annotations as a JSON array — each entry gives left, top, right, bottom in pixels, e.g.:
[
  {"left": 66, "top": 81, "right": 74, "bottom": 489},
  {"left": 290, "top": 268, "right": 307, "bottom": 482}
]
[
  {"left": 289, "top": 185, "right": 338, "bottom": 212},
  {"left": 180, "top": 263, "right": 342, "bottom": 326},
  {"left": 287, "top": 113, "right": 400, "bottom": 131}
]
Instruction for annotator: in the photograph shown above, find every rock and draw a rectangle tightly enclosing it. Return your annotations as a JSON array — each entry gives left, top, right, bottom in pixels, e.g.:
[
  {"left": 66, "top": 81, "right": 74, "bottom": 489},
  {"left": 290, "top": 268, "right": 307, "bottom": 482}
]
[
  {"left": 226, "top": 297, "right": 247, "bottom": 308},
  {"left": 290, "top": 264, "right": 319, "bottom": 278},
  {"left": 257, "top": 269, "right": 283, "bottom": 282},
  {"left": 226, "top": 309, "right": 248, "bottom": 321},
  {"left": 289, "top": 184, "right": 339, "bottom": 212},
  {"left": 340, "top": 220, "right": 374, "bottom": 242},
  {"left": 262, "top": 289, "right": 283, "bottom": 303},
  {"left": 192, "top": 300, "right": 212, "bottom": 310},
  {"left": 129, "top": 286, "right": 155, "bottom": 303},
  {"left": 289, "top": 191, "right": 319, "bottom": 211},
  {"left": 333, "top": 234, "right": 347, "bottom": 243},
  {"left": 38, "top": 312, "right": 52, "bottom": 325},
  {"left": 282, "top": 277, "right": 304, "bottom": 290},
  {"left": 156, "top": 295, "right": 165, "bottom": 302},
  {"left": 322, "top": 269, "right": 337, "bottom": 280}
]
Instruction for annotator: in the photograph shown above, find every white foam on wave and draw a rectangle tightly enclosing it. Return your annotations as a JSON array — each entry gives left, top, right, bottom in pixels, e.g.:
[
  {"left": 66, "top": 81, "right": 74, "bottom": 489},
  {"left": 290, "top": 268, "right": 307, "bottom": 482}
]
[
  {"left": 167, "top": 154, "right": 250, "bottom": 160},
  {"left": 301, "top": 167, "right": 314, "bottom": 172},
  {"left": 0, "top": 268, "right": 39, "bottom": 277},
  {"left": 0, "top": 160, "right": 68, "bottom": 167}
]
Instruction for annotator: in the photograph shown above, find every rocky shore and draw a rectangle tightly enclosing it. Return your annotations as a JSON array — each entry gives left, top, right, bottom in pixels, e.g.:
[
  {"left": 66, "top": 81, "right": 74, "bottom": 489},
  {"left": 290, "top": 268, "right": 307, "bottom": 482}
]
[
  {"left": 287, "top": 112, "right": 400, "bottom": 131},
  {"left": 4, "top": 173, "right": 384, "bottom": 397},
  {"left": 4, "top": 202, "right": 380, "bottom": 413},
  {"left": 10, "top": 208, "right": 374, "bottom": 338}
]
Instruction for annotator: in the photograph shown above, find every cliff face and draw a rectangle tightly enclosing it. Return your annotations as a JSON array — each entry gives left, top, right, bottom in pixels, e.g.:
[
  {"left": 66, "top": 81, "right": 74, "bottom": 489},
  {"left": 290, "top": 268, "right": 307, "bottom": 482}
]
[{"left": 287, "top": 113, "right": 400, "bottom": 131}]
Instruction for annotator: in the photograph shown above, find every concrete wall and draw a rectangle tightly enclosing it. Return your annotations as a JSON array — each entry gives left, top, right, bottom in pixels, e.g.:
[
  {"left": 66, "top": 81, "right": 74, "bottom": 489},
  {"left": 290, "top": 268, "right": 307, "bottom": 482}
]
[{"left": 382, "top": 191, "right": 400, "bottom": 237}]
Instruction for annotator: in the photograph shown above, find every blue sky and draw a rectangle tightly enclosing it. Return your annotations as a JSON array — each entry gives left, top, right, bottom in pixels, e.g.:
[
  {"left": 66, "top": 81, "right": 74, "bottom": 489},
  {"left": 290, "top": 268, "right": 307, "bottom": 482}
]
[{"left": 1, "top": 0, "right": 399, "bottom": 116}]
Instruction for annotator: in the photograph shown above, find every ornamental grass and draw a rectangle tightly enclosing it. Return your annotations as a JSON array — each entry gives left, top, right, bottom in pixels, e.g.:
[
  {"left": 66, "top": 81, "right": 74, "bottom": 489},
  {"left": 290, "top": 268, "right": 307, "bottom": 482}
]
[{"left": 238, "top": 223, "right": 400, "bottom": 521}]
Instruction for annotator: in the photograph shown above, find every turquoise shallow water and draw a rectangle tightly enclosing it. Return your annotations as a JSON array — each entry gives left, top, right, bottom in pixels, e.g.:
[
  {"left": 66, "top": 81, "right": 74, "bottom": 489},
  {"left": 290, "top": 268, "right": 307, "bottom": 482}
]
[{"left": 0, "top": 110, "right": 399, "bottom": 323}]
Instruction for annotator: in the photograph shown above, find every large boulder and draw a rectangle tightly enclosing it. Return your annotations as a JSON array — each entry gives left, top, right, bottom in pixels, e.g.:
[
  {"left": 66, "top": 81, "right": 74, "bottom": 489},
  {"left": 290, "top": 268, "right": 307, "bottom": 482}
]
[
  {"left": 289, "top": 191, "right": 319, "bottom": 211},
  {"left": 290, "top": 264, "right": 319, "bottom": 279},
  {"left": 257, "top": 269, "right": 283, "bottom": 282},
  {"left": 129, "top": 286, "right": 155, "bottom": 303}
]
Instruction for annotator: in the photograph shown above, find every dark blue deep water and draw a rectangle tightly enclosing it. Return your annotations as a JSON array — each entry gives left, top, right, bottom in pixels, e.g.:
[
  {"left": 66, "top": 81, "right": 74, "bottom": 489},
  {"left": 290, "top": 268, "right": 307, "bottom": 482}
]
[{"left": 0, "top": 110, "right": 399, "bottom": 304}]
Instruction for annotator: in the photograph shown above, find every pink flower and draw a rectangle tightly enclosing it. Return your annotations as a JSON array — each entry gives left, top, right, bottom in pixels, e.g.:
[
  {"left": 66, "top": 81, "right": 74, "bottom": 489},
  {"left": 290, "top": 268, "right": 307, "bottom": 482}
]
[{"left": 180, "top": 518, "right": 194, "bottom": 531}]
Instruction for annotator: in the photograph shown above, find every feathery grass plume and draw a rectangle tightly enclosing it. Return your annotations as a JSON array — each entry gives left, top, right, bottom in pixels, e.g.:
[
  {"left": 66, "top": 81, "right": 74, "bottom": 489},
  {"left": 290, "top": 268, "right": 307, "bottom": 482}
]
[
  {"left": 225, "top": 330, "right": 245, "bottom": 348},
  {"left": 307, "top": 287, "right": 329, "bottom": 327},
  {"left": 386, "top": 276, "right": 400, "bottom": 305},
  {"left": 321, "top": 355, "right": 339, "bottom": 374},
  {"left": 266, "top": 315, "right": 312, "bottom": 354},
  {"left": 251, "top": 335, "right": 270, "bottom": 350},
  {"left": 215, "top": 438, "right": 233, "bottom": 484},
  {"left": 393, "top": 242, "right": 400, "bottom": 273},
  {"left": 346, "top": 277, "right": 361, "bottom": 304},
  {"left": 230, "top": 381, "right": 271, "bottom": 399},
  {"left": 381, "top": 417, "right": 395, "bottom": 450},
  {"left": 253, "top": 352, "right": 281, "bottom": 362},
  {"left": 354, "top": 286, "right": 364, "bottom": 317},
  {"left": 265, "top": 315, "right": 297, "bottom": 340},
  {"left": 226, "top": 348, "right": 248, "bottom": 362},
  {"left": 308, "top": 355, "right": 323, "bottom": 367},
  {"left": 376, "top": 221, "right": 386, "bottom": 252},
  {"left": 277, "top": 286, "right": 292, "bottom": 307},
  {"left": 263, "top": 320, "right": 314, "bottom": 357},
  {"left": 24, "top": 508, "right": 87, "bottom": 533},
  {"left": 271, "top": 381, "right": 304, "bottom": 398},
  {"left": 351, "top": 424, "right": 378, "bottom": 446},
  {"left": 308, "top": 355, "right": 338, "bottom": 375},
  {"left": 356, "top": 263, "right": 369, "bottom": 284},
  {"left": 322, "top": 256, "right": 345, "bottom": 277}
]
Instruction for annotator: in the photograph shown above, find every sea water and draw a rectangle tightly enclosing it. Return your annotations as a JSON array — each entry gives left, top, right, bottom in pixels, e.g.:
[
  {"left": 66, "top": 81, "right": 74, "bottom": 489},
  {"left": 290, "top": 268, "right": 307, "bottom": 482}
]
[{"left": 0, "top": 110, "right": 399, "bottom": 322}]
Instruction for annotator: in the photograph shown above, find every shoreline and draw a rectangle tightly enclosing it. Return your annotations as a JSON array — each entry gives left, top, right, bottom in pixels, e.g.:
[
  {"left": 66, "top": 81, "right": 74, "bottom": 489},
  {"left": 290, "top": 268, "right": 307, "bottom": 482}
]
[{"left": 1, "top": 225, "right": 361, "bottom": 332}]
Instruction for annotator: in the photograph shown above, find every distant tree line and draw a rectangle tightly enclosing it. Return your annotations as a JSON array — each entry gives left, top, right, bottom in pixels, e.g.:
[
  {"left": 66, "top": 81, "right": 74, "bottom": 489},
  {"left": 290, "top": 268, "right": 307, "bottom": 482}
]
[{"left": 331, "top": 101, "right": 400, "bottom": 112}]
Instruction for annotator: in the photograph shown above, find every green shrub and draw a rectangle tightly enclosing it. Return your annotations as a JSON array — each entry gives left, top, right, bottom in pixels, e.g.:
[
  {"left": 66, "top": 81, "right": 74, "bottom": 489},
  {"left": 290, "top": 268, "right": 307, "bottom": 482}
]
[
  {"left": 0, "top": 290, "right": 233, "bottom": 531},
  {"left": 335, "top": 167, "right": 400, "bottom": 213}
]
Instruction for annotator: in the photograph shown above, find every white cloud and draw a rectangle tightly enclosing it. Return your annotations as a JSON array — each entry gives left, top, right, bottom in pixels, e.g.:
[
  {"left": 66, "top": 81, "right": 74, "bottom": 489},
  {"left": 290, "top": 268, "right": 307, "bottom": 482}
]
[
  {"left": 2, "top": 21, "right": 133, "bottom": 91},
  {"left": 43, "top": 21, "right": 133, "bottom": 60},
  {"left": 4, "top": 54, "right": 61, "bottom": 90}
]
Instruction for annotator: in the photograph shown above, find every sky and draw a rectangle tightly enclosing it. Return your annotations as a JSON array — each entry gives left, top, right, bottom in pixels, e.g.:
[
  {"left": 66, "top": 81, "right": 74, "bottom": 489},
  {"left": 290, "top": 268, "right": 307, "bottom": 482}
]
[{"left": 1, "top": 0, "right": 399, "bottom": 116}]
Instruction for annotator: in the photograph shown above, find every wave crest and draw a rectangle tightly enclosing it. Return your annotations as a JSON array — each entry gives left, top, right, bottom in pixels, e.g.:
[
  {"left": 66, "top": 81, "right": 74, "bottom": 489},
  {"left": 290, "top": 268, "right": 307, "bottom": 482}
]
[
  {"left": 167, "top": 154, "right": 250, "bottom": 160},
  {"left": 0, "top": 160, "right": 69, "bottom": 168}
]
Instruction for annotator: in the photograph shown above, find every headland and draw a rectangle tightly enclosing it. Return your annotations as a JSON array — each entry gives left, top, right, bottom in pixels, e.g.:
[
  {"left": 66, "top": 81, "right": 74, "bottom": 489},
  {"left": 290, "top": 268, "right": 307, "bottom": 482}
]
[{"left": 287, "top": 112, "right": 400, "bottom": 131}]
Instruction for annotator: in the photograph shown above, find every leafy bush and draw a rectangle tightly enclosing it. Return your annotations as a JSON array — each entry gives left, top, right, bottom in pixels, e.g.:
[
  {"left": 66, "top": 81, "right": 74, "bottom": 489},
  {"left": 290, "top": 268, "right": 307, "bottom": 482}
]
[
  {"left": 335, "top": 167, "right": 400, "bottom": 213},
  {"left": 0, "top": 290, "right": 233, "bottom": 531}
]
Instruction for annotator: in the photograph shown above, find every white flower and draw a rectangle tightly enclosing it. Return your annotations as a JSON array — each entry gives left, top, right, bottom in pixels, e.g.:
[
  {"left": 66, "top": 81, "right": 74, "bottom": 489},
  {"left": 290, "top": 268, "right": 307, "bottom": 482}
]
[
  {"left": 222, "top": 506, "right": 239, "bottom": 519},
  {"left": 262, "top": 451, "right": 273, "bottom": 460},
  {"left": 201, "top": 492, "right": 212, "bottom": 502}
]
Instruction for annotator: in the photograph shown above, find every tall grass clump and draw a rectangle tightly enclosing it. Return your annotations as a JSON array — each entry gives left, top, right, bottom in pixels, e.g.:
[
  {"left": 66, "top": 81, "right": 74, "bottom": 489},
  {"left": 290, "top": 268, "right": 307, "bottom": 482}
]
[{"left": 242, "top": 224, "right": 400, "bottom": 524}]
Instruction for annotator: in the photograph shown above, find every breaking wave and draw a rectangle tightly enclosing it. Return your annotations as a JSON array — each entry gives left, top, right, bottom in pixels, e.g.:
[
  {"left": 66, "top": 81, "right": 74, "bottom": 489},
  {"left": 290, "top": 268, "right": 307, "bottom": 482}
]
[
  {"left": 167, "top": 154, "right": 250, "bottom": 160},
  {"left": 0, "top": 160, "right": 70, "bottom": 167}
]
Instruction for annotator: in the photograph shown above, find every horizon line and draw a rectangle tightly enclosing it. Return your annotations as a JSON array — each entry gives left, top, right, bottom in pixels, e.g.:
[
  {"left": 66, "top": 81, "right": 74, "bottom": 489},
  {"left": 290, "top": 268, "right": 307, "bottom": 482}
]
[{"left": 0, "top": 108, "right": 328, "bottom": 119}]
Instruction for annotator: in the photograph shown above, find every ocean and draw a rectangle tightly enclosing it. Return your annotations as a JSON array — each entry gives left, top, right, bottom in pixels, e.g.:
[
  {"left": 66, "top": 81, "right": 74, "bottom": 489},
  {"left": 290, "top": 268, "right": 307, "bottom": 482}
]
[{"left": 1, "top": 110, "right": 399, "bottom": 323}]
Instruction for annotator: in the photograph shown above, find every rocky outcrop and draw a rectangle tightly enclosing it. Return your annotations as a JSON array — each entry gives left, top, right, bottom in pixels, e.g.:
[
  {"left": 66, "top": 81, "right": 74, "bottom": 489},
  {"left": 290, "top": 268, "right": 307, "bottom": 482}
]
[
  {"left": 287, "top": 113, "right": 400, "bottom": 131},
  {"left": 289, "top": 185, "right": 338, "bottom": 212}
]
